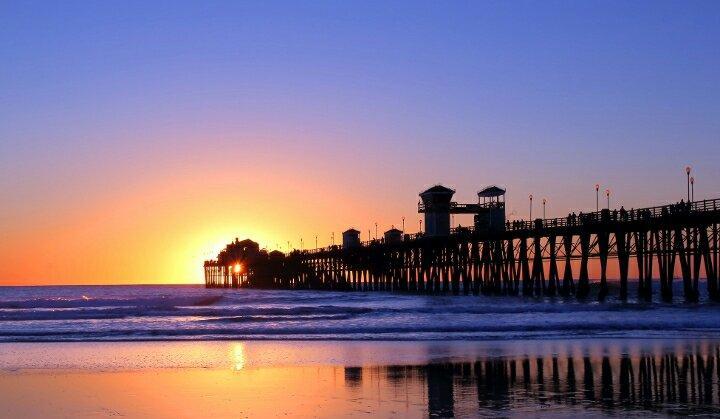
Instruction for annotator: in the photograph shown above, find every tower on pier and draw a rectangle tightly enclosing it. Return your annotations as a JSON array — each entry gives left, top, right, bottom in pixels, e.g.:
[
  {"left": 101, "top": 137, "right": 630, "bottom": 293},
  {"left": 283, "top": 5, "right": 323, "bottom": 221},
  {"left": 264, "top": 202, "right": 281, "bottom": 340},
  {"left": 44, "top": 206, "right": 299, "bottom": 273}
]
[
  {"left": 383, "top": 227, "right": 403, "bottom": 243},
  {"left": 342, "top": 228, "right": 361, "bottom": 248},
  {"left": 419, "top": 185, "right": 456, "bottom": 237},
  {"left": 475, "top": 185, "right": 506, "bottom": 232},
  {"left": 418, "top": 184, "right": 507, "bottom": 236}
]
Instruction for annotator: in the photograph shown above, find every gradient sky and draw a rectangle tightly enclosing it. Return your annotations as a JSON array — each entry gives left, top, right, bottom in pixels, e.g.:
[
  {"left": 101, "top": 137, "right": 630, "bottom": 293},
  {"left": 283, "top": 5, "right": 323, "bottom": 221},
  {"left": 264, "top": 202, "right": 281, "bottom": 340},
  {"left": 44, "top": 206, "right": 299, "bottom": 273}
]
[{"left": 1, "top": 1, "right": 719, "bottom": 285}]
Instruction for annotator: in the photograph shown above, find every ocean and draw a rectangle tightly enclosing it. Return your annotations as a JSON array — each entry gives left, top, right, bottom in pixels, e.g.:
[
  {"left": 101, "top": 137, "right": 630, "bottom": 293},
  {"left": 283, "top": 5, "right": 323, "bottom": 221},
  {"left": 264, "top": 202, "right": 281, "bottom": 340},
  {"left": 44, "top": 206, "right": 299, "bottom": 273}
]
[
  {"left": 1, "top": 284, "right": 719, "bottom": 342},
  {"left": 2, "top": 285, "right": 720, "bottom": 416}
]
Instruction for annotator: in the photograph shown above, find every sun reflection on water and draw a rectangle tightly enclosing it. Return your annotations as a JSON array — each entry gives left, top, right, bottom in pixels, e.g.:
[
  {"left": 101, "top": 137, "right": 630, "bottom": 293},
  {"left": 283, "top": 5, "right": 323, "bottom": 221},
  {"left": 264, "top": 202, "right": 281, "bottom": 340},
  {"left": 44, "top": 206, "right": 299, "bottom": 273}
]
[{"left": 232, "top": 343, "right": 246, "bottom": 371}]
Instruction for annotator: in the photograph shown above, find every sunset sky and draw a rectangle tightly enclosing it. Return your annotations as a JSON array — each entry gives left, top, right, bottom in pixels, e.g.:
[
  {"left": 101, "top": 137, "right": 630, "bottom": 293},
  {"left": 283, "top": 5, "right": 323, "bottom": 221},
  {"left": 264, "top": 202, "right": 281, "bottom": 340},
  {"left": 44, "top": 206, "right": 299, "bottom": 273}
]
[{"left": 1, "top": 1, "right": 719, "bottom": 285}]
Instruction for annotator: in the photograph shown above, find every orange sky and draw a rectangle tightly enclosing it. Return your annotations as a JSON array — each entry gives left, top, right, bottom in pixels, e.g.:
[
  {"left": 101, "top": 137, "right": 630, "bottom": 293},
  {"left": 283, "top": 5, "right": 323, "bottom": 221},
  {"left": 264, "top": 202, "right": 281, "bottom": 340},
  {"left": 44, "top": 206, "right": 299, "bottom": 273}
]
[
  {"left": 0, "top": 125, "right": 713, "bottom": 286},
  {"left": 0, "top": 137, "right": 433, "bottom": 285}
]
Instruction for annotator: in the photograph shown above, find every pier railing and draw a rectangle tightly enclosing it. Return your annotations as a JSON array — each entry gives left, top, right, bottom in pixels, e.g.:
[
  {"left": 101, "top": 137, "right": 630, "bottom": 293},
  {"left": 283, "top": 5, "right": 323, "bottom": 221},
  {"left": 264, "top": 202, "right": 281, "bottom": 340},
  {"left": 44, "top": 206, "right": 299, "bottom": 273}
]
[
  {"left": 501, "top": 197, "right": 720, "bottom": 232},
  {"left": 418, "top": 201, "right": 503, "bottom": 213},
  {"left": 305, "top": 198, "right": 720, "bottom": 253}
]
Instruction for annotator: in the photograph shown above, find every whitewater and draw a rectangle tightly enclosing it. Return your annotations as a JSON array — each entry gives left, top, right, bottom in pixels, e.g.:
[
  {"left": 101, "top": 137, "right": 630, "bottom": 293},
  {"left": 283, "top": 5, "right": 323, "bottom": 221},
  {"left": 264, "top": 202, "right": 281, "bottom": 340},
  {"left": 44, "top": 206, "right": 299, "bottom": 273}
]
[{"left": 0, "top": 284, "right": 719, "bottom": 342}]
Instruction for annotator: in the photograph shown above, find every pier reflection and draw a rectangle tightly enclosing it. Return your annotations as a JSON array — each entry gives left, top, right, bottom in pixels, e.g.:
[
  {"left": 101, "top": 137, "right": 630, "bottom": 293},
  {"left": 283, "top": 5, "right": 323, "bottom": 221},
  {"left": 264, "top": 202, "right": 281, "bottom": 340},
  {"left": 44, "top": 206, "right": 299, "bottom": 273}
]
[{"left": 343, "top": 344, "right": 720, "bottom": 416}]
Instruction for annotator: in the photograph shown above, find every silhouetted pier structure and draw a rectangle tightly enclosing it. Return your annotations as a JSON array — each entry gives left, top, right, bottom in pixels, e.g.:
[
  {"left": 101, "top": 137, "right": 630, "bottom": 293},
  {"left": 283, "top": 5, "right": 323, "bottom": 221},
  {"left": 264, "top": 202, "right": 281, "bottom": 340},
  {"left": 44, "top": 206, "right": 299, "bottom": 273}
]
[{"left": 205, "top": 184, "right": 720, "bottom": 303}]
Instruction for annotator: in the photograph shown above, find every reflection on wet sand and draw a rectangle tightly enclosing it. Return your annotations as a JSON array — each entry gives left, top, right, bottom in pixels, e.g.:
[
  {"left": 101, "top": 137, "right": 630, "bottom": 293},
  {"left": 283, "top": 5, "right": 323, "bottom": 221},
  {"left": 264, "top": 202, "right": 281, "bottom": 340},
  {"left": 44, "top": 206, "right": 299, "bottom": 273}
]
[
  {"left": 345, "top": 343, "right": 720, "bottom": 416},
  {"left": 1, "top": 341, "right": 719, "bottom": 417}
]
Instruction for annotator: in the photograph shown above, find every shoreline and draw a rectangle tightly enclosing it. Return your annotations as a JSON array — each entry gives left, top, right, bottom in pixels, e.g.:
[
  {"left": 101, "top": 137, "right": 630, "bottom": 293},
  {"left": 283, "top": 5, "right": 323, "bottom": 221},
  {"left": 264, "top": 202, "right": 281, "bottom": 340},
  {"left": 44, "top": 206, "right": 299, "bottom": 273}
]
[{"left": 1, "top": 337, "right": 718, "bottom": 371}]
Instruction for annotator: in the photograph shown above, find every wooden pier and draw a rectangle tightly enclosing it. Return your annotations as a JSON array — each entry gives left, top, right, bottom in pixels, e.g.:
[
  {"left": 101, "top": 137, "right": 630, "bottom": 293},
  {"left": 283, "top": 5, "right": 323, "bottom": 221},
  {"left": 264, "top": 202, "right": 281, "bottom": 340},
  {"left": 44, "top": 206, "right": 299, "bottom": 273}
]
[{"left": 205, "top": 198, "right": 720, "bottom": 303}]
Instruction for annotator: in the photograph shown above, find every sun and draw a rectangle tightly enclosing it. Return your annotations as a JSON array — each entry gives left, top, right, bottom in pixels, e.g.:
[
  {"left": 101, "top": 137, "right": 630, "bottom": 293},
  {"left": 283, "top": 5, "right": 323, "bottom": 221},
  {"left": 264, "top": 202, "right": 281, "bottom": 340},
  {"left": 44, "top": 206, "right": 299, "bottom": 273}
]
[{"left": 233, "top": 263, "right": 242, "bottom": 274}]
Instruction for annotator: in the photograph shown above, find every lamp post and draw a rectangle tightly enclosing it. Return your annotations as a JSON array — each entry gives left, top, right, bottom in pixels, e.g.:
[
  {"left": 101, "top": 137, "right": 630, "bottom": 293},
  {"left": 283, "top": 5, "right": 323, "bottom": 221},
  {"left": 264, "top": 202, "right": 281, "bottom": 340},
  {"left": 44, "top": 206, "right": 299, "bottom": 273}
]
[
  {"left": 690, "top": 176, "right": 694, "bottom": 202},
  {"left": 529, "top": 194, "right": 533, "bottom": 220},
  {"left": 542, "top": 198, "right": 546, "bottom": 220},
  {"left": 402, "top": 216, "right": 405, "bottom": 234},
  {"left": 315, "top": 235, "right": 318, "bottom": 249},
  {"left": 686, "top": 166, "right": 692, "bottom": 202},
  {"left": 419, "top": 219, "right": 423, "bottom": 234},
  {"left": 331, "top": 232, "right": 335, "bottom": 246},
  {"left": 605, "top": 189, "right": 610, "bottom": 210},
  {"left": 595, "top": 184, "right": 600, "bottom": 212},
  {"left": 374, "top": 222, "right": 378, "bottom": 240}
]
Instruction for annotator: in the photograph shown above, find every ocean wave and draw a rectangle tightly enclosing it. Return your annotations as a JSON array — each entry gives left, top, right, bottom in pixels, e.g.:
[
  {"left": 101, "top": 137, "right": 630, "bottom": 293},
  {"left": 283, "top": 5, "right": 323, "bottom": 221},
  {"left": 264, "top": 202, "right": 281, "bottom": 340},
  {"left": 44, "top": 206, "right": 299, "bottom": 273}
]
[
  {"left": 0, "top": 300, "right": 710, "bottom": 322},
  {"left": 0, "top": 305, "right": 374, "bottom": 321},
  {"left": 0, "top": 294, "right": 223, "bottom": 310},
  {"left": 1, "top": 319, "right": 720, "bottom": 342},
  {"left": 200, "top": 313, "right": 358, "bottom": 323}
]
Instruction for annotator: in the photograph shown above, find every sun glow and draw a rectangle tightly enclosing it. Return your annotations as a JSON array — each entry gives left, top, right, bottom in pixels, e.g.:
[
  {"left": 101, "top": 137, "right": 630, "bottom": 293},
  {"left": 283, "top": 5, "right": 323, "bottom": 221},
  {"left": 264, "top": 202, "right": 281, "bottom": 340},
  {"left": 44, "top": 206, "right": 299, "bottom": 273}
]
[{"left": 233, "top": 263, "right": 242, "bottom": 274}]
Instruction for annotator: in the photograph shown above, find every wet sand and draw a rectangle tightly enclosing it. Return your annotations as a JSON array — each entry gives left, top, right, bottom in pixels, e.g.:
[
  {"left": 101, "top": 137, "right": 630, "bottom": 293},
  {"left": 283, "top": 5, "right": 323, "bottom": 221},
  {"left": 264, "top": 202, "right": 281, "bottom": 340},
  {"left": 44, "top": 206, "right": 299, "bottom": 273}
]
[{"left": 0, "top": 339, "right": 719, "bottom": 417}]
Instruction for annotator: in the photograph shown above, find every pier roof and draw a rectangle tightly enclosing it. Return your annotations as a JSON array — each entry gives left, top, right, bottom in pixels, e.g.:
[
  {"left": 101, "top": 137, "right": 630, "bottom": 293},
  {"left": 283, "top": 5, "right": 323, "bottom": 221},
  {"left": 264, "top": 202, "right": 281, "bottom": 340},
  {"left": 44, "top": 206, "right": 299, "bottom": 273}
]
[
  {"left": 420, "top": 184, "right": 455, "bottom": 195},
  {"left": 478, "top": 186, "right": 506, "bottom": 197}
]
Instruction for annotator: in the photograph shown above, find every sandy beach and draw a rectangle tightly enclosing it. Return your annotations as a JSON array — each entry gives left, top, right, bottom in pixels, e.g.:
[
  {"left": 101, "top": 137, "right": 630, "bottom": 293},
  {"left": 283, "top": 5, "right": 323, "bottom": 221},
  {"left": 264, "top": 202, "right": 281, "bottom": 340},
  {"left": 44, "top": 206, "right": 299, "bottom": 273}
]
[{"left": 1, "top": 339, "right": 719, "bottom": 418}]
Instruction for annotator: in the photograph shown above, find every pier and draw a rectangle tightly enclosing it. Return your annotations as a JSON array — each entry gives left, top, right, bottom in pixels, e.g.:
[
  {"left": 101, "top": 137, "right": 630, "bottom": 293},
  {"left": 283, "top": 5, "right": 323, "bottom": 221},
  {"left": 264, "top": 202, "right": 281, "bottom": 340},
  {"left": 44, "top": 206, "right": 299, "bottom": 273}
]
[{"left": 204, "top": 185, "right": 720, "bottom": 303}]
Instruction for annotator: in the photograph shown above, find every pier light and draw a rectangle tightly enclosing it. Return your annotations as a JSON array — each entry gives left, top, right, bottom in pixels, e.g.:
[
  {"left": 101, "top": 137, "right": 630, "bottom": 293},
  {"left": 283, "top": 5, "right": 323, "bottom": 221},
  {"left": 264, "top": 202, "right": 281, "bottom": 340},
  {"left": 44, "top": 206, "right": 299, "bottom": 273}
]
[
  {"left": 542, "top": 198, "right": 547, "bottom": 220},
  {"left": 529, "top": 194, "right": 533, "bottom": 220},
  {"left": 605, "top": 189, "right": 611, "bottom": 209},
  {"left": 595, "top": 184, "right": 600, "bottom": 212},
  {"left": 686, "top": 166, "right": 692, "bottom": 202},
  {"left": 690, "top": 176, "right": 695, "bottom": 202},
  {"left": 402, "top": 216, "right": 405, "bottom": 234}
]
